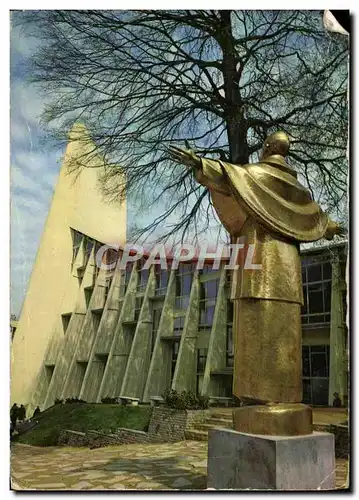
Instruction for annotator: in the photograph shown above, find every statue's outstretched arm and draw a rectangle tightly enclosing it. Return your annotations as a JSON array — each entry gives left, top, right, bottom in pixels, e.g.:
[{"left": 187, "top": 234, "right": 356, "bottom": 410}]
[
  {"left": 324, "top": 219, "right": 347, "bottom": 240},
  {"left": 167, "top": 145, "right": 231, "bottom": 195},
  {"left": 167, "top": 145, "right": 201, "bottom": 168}
]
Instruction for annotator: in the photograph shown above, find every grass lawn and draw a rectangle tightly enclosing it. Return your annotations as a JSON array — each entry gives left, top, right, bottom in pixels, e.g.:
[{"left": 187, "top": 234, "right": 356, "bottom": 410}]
[{"left": 15, "top": 403, "right": 152, "bottom": 447}]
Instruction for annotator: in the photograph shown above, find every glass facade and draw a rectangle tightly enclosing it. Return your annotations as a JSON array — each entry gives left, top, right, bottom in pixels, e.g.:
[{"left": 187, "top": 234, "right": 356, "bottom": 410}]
[
  {"left": 61, "top": 313, "right": 71, "bottom": 334},
  {"left": 104, "top": 276, "right": 113, "bottom": 303},
  {"left": 45, "top": 364, "right": 55, "bottom": 386},
  {"left": 71, "top": 229, "right": 82, "bottom": 264},
  {"left": 199, "top": 279, "right": 219, "bottom": 328},
  {"left": 134, "top": 297, "right": 144, "bottom": 321},
  {"left": 84, "top": 287, "right": 93, "bottom": 308},
  {"left": 103, "top": 247, "right": 119, "bottom": 268},
  {"left": 196, "top": 348, "right": 208, "bottom": 394},
  {"left": 151, "top": 308, "right": 161, "bottom": 354},
  {"left": 137, "top": 258, "right": 149, "bottom": 291},
  {"left": 175, "top": 263, "right": 194, "bottom": 309},
  {"left": 197, "top": 348, "right": 208, "bottom": 373},
  {"left": 201, "top": 263, "right": 219, "bottom": 275},
  {"left": 83, "top": 236, "right": 94, "bottom": 268},
  {"left": 302, "top": 255, "right": 332, "bottom": 325},
  {"left": 302, "top": 345, "right": 330, "bottom": 405},
  {"left": 155, "top": 266, "right": 169, "bottom": 296},
  {"left": 173, "top": 316, "right": 185, "bottom": 337},
  {"left": 121, "top": 262, "right": 134, "bottom": 294},
  {"left": 171, "top": 340, "right": 180, "bottom": 383}
]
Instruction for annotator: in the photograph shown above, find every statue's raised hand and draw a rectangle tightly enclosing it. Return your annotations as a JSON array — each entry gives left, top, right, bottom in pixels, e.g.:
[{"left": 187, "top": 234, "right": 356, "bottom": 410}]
[{"left": 168, "top": 145, "right": 201, "bottom": 169}]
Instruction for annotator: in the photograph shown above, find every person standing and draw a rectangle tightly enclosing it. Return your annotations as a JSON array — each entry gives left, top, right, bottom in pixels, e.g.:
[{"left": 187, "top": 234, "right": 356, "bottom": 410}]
[
  {"left": 18, "top": 404, "right": 26, "bottom": 423},
  {"left": 10, "top": 403, "right": 18, "bottom": 428}
]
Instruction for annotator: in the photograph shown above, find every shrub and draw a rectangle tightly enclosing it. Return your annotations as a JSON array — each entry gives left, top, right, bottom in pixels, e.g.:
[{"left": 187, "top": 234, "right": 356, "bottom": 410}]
[
  {"left": 101, "top": 396, "right": 119, "bottom": 404},
  {"left": 54, "top": 398, "right": 63, "bottom": 405},
  {"left": 162, "top": 389, "right": 209, "bottom": 410},
  {"left": 65, "top": 397, "right": 86, "bottom": 404},
  {"left": 196, "top": 394, "right": 210, "bottom": 409}
]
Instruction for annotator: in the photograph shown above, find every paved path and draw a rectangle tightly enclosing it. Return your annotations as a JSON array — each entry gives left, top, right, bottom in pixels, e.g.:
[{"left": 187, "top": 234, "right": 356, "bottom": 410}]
[{"left": 11, "top": 442, "right": 348, "bottom": 491}]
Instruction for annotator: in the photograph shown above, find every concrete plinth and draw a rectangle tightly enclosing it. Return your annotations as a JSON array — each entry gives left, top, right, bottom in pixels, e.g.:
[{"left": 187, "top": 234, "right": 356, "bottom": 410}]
[{"left": 207, "top": 428, "right": 335, "bottom": 491}]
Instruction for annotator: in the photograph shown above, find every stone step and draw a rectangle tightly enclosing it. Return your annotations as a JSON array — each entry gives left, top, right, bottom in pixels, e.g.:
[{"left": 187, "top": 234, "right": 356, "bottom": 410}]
[
  {"left": 193, "top": 422, "right": 233, "bottom": 432},
  {"left": 185, "top": 429, "right": 208, "bottom": 441},
  {"left": 209, "top": 413, "right": 233, "bottom": 422},
  {"left": 206, "top": 418, "right": 233, "bottom": 428}
]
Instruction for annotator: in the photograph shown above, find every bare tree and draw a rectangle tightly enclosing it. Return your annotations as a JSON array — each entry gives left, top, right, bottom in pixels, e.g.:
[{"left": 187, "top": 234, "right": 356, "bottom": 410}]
[{"left": 13, "top": 10, "right": 348, "bottom": 242}]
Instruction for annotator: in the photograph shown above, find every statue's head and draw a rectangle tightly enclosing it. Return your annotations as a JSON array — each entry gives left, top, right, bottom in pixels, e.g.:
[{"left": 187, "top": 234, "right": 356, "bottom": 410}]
[{"left": 261, "top": 131, "right": 290, "bottom": 159}]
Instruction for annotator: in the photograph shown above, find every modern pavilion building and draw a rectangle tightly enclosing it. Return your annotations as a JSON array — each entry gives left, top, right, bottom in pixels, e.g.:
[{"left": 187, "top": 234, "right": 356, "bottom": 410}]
[{"left": 11, "top": 129, "right": 348, "bottom": 415}]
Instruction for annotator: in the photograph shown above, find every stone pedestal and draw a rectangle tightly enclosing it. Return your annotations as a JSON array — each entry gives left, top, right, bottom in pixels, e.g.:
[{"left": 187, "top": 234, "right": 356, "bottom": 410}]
[{"left": 207, "top": 428, "right": 335, "bottom": 490}]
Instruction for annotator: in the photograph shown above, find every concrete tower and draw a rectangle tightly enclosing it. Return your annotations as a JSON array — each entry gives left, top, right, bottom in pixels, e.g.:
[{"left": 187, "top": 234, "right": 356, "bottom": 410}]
[{"left": 11, "top": 124, "right": 126, "bottom": 410}]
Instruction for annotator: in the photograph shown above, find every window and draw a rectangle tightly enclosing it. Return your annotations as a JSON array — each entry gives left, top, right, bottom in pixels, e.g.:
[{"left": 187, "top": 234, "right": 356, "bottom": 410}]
[
  {"left": 175, "top": 295, "right": 190, "bottom": 309},
  {"left": 61, "top": 313, "right": 72, "bottom": 334},
  {"left": 93, "top": 241, "right": 106, "bottom": 272},
  {"left": 196, "top": 348, "right": 208, "bottom": 395},
  {"left": 76, "top": 361, "right": 88, "bottom": 395},
  {"left": 104, "top": 275, "right": 113, "bottom": 303},
  {"left": 307, "top": 264, "right": 322, "bottom": 283},
  {"left": 199, "top": 279, "right": 219, "bottom": 328},
  {"left": 83, "top": 236, "right": 94, "bottom": 267},
  {"left": 104, "top": 248, "right": 119, "bottom": 268},
  {"left": 227, "top": 300, "right": 234, "bottom": 324},
  {"left": 323, "top": 261, "right": 332, "bottom": 280},
  {"left": 84, "top": 287, "right": 93, "bottom": 309},
  {"left": 155, "top": 267, "right": 169, "bottom": 296},
  {"left": 71, "top": 229, "right": 83, "bottom": 264},
  {"left": 121, "top": 262, "right": 134, "bottom": 294},
  {"left": 134, "top": 297, "right": 143, "bottom": 321},
  {"left": 45, "top": 364, "right": 55, "bottom": 386},
  {"left": 302, "top": 345, "right": 330, "bottom": 405},
  {"left": 176, "top": 273, "right": 193, "bottom": 296},
  {"left": 175, "top": 264, "right": 194, "bottom": 309},
  {"left": 199, "top": 303, "right": 215, "bottom": 327},
  {"left": 178, "top": 262, "right": 195, "bottom": 274},
  {"left": 197, "top": 348, "right": 208, "bottom": 373},
  {"left": 137, "top": 258, "right": 149, "bottom": 291},
  {"left": 171, "top": 340, "right": 180, "bottom": 383},
  {"left": 308, "top": 283, "right": 324, "bottom": 314},
  {"left": 173, "top": 316, "right": 185, "bottom": 337},
  {"left": 301, "top": 256, "right": 331, "bottom": 325},
  {"left": 151, "top": 309, "right": 162, "bottom": 354},
  {"left": 201, "top": 263, "right": 219, "bottom": 275}
]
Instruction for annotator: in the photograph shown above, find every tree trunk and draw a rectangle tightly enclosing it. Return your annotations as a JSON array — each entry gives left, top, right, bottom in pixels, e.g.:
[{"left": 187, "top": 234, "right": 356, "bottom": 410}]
[{"left": 219, "top": 11, "right": 249, "bottom": 165}]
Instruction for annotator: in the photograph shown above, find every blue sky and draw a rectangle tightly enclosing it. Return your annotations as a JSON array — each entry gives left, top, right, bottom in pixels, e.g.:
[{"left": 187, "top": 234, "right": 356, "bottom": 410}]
[{"left": 10, "top": 24, "right": 65, "bottom": 316}]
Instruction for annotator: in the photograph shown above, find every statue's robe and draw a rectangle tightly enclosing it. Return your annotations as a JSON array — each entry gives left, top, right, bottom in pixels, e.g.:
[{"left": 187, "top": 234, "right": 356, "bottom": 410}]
[{"left": 194, "top": 155, "right": 333, "bottom": 403}]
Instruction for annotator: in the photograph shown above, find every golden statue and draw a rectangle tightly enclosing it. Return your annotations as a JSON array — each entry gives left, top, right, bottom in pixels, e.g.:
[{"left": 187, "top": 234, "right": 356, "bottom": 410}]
[{"left": 169, "top": 132, "right": 343, "bottom": 435}]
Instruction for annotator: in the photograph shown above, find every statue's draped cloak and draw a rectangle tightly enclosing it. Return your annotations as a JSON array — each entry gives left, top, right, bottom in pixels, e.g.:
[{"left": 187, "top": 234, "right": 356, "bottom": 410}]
[
  {"left": 194, "top": 155, "right": 329, "bottom": 402},
  {"left": 201, "top": 155, "right": 329, "bottom": 242}
]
